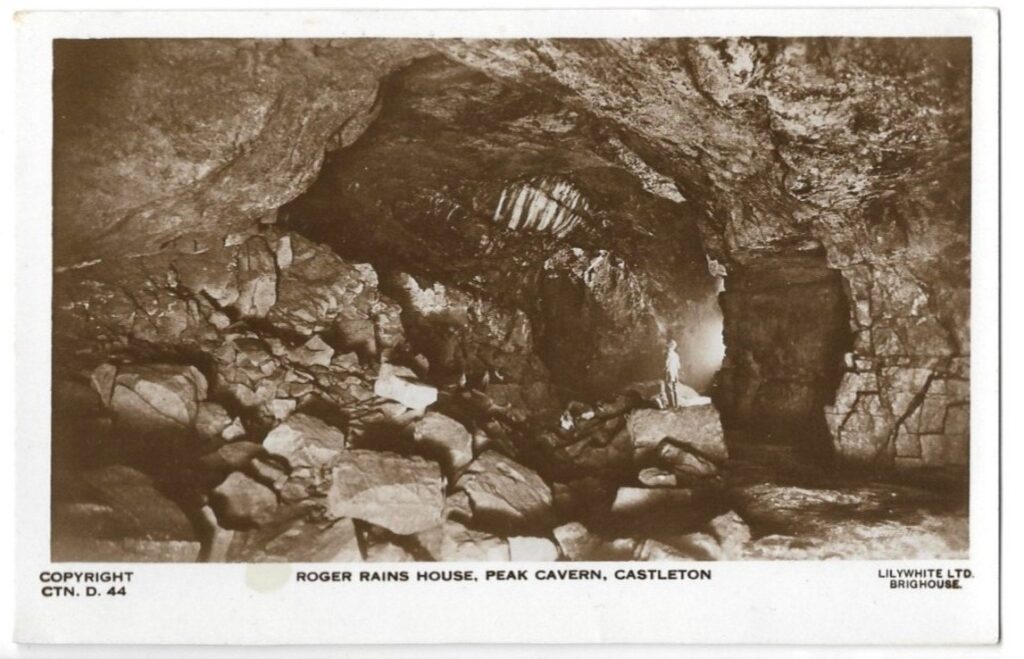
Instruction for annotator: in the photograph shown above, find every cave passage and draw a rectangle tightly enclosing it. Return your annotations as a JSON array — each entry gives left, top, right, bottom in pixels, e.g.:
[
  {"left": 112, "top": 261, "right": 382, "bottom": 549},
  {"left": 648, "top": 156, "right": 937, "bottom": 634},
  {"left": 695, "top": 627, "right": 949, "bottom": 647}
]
[
  {"left": 713, "top": 251, "right": 853, "bottom": 455},
  {"left": 281, "top": 53, "right": 729, "bottom": 403},
  {"left": 47, "top": 38, "right": 971, "bottom": 565}
]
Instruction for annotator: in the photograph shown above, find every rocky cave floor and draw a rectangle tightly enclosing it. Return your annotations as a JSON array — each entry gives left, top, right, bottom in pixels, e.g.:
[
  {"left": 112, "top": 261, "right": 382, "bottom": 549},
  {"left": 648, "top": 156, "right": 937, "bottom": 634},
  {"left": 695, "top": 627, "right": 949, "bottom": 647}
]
[{"left": 51, "top": 228, "right": 968, "bottom": 563}]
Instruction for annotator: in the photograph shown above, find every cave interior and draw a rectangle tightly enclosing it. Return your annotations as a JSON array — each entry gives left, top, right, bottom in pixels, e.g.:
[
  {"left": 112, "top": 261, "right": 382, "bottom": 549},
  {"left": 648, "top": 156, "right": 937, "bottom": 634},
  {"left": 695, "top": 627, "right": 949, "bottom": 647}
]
[{"left": 50, "top": 38, "right": 971, "bottom": 562}]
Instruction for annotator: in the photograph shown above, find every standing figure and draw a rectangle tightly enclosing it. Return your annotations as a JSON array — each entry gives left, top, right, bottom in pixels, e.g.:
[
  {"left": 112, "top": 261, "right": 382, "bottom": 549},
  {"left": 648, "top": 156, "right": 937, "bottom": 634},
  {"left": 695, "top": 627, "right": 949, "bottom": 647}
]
[{"left": 664, "top": 339, "right": 681, "bottom": 409}]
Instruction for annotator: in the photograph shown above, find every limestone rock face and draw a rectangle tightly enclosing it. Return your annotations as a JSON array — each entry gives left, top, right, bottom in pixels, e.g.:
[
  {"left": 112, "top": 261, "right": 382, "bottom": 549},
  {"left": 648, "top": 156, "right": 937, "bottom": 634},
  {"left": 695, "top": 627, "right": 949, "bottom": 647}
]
[
  {"left": 327, "top": 450, "right": 444, "bottom": 535},
  {"left": 53, "top": 39, "right": 427, "bottom": 264},
  {"left": 455, "top": 451, "right": 555, "bottom": 533},
  {"left": 627, "top": 407, "right": 728, "bottom": 463}
]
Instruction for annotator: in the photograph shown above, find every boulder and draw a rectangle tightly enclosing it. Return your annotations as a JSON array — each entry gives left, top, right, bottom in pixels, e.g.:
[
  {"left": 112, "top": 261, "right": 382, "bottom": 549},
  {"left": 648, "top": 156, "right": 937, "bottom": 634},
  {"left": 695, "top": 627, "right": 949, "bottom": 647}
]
[
  {"left": 195, "top": 402, "right": 233, "bottom": 441},
  {"left": 221, "top": 417, "right": 247, "bottom": 441},
  {"left": 607, "top": 486, "right": 722, "bottom": 534},
  {"left": 611, "top": 487, "right": 696, "bottom": 515},
  {"left": 706, "top": 511, "right": 752, "bottom": 559},
  {"left": 200, "top": 441, "right": 265, "bottom": 473},
  {"left": 364, "top": 540, "right": 419, "bottom": 562},
  {"left": 326, "top": 451, "right": 444, "bottom": 535},
  {"left": 211, "top": 472, "right": 279, "bottom": 528},
  {"left": 627, "top": 406, "right": 727, "bottom": 462},
  {"left": 508, "top": 535, "right": 560, "bottom": 562},
  {"left": 266, "top": 238, "right": 382, "bottom": 337},
  {"left": 654, "top": 532, "right": 723, "bottom": 560},
  {"left": 455, "top": 451, "right": 555, "bottom": 533},
  {"left": 411, "top": 412, "right": 474, "bottom": 474},
  {"left": 261, "top": 518, "right": 362, "bottom": 562},
  {"left": 52, "top": 465, "right": 202, "bottom": 562},
  {"left": 288, "top": 335, "right": 335, "bottom": 367},
  {"left": 98, "top": 363, "right": 208, "bottom": 437},
  {"left": 51, "top": 537, "right": 201, "bottom": 563},
  {"left": 656, "top": 438, "right": 720, "bottom": 478},
  {"left": 374, "top": 362, "right": 438, "bottom": 411},
  {"left": 262, "top": 413, "right": 347, "bottom": 470},
  {"left": 552, "top": 522, "right": 638, "bottom": 561},
  {"left": 441, "top": 491, "right": 473, "bottom": 525},
  {"left": 435, "top": 521, "right": 510, "bottom": 561},
  {"left": 75, "top": 464, "right": 196, "bottom": 541},
  {"left": 550, "top": 477, "right": 616, "bottom": 521}
]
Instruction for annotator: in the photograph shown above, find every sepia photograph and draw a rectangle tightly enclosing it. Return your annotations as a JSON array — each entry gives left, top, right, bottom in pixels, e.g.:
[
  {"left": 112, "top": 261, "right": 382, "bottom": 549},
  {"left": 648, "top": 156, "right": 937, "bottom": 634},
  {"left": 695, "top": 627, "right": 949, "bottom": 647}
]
[
  {"left": 47, "top": 34, "right": 975, "bottom": 565},
  {"left": 9, "top": 5, "right": 1007, "bottom": 648}
]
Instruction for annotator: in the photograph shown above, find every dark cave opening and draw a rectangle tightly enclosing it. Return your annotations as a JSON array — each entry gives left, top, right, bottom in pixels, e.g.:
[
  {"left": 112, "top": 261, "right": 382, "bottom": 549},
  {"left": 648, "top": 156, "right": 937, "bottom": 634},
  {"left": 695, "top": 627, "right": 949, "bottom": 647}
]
[
  {"left": 280, "top": 53, "right": 729, "bottom": 404},
  {"left": 712, "top": 251, "right": 854, "bottom": 456}
]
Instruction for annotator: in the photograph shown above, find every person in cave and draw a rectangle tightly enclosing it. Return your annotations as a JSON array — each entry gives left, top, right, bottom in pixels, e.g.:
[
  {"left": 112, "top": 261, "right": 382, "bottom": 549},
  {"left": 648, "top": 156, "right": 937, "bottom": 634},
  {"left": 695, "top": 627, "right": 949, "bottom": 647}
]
[{"left": 664, "top": 339, "right": 682, "bottom": 409}]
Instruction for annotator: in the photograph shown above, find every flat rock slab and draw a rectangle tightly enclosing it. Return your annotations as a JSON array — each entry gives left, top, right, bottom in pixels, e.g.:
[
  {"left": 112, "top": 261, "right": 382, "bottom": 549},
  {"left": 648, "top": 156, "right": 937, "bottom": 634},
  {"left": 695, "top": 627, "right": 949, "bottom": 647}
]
[
  {"left": 611, "top": 487, "right": 696, "bottom": 515},
  {"left": 417, "top": 521, "right": 510, "bottom": 562},
  {"left": 455, "top": 451, "right": 554, "bottom": 533},
  {"left": 94, "top": 363, "right": 208, "bottom": 436},
  {"left": 327, "top": 450, "right": 444, "bottom": 535},
  {"left": 263, "top": 413, "right": 347, "bottom": 470},
  {"left": 411, "top": 411, "right": 473, "bottom": 474},
  {"left": 374, "top": 363, "right": 437, "bottom": 411},
  {"left": 656, "top": 438, "right": 720, "bottom": 478},
  {"left": 257, "top": 518, "right": 362, "bottom": 563},
  {"left": 627, "top": 406, "right": 727, "bottom": 462},
  {"left": 508, "top": 535, "right": 560, "bottom": 562}
]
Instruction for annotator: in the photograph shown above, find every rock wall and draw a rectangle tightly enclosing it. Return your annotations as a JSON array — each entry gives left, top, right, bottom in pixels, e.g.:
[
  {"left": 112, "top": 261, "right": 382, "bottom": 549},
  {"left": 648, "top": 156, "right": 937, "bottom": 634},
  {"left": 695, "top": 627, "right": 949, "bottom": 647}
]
[{"left": 53, "top": 38, "right": 427, "bottom": 265}]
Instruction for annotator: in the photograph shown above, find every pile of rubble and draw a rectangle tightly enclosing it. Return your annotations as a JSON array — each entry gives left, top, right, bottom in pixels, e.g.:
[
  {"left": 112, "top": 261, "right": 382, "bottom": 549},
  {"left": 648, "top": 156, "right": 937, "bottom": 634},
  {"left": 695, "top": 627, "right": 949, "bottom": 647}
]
[{"left": 52, "top": 230, "right": 751, "bottom": 562}]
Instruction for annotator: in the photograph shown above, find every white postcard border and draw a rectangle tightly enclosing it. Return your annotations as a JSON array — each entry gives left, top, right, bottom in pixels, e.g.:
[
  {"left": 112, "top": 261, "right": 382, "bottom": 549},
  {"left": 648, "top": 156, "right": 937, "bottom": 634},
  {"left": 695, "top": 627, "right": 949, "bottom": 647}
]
[{"left": 14, "top": 8, "right": 1000, "bottom": 645}]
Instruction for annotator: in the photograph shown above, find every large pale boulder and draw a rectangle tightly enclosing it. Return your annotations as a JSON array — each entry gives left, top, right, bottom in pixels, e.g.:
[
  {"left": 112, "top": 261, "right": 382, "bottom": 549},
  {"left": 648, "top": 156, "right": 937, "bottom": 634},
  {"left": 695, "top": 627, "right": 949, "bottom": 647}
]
[
  {"left": 508, "top": 535, "right": 560, "bottom": 562},
  {"left": 374, "top": 362, "right": 438, "bottom": 411},
  {"left": 627, "top": 406, "right": 728, "bottom": 463},
  {"left": 455, "top": 451, "right": 555, "bottom": 533},
  {"left": 93, "top": 363, "right": 208, "bottom": 437},
  {"left": 262, "top": 413, "right": 347, "bottom": 470},
  {"left": 552, "top": 522, "right": 638, "bottom": 561},
  {"left": 327, "top": 451, "right": 444, "bottom": 535}
]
